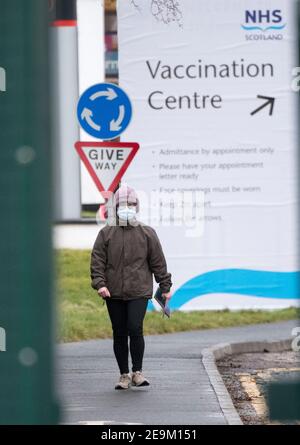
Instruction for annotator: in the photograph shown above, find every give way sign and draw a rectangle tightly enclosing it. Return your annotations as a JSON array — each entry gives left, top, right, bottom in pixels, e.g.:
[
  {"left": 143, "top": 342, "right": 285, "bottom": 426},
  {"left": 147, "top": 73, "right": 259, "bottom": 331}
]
[{"left": 75, "top": 141, "right": 139, "bottom": 196}]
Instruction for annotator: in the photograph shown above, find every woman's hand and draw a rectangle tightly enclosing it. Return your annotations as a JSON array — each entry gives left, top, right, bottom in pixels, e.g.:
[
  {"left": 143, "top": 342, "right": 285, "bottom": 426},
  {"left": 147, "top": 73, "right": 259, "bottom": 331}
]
[
  {"left": 162, "top": 291, "right": 172, "bottom": 301},
  {"left": 98, "top": 287, "right": 111, "bottom": 298}
]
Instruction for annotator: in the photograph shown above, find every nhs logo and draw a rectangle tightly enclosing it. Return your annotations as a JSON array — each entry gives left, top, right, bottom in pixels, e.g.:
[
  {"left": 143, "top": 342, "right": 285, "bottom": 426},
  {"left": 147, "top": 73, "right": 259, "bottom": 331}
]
[{"left": 241, "top": 9, "right": 286, "bottom": 32}]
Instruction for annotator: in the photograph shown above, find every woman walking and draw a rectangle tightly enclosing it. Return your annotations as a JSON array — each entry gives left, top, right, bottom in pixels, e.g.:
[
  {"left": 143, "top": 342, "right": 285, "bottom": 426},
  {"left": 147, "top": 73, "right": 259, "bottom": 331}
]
[{"left": 91, "top": 185, "right": 172, "bottom": 390}]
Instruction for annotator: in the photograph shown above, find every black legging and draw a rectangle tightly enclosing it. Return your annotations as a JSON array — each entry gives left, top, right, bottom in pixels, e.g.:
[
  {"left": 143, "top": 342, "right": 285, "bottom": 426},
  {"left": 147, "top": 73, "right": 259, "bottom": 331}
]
[{"left": 105, "top": 297, "right": 149, "bottom": 374}]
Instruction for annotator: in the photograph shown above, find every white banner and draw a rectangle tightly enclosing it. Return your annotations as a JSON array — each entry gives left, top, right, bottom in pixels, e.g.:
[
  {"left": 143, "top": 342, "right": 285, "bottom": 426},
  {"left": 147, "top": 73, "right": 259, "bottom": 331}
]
[{"left": 118, "top": 0, "right": 299, "bottom": 310}]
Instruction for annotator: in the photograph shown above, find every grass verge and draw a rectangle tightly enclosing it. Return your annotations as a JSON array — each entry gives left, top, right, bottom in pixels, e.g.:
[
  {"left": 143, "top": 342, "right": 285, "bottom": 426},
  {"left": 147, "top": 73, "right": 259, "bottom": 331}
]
[{"left": 56, "top": 249, "right": 299, "bottom": 343}]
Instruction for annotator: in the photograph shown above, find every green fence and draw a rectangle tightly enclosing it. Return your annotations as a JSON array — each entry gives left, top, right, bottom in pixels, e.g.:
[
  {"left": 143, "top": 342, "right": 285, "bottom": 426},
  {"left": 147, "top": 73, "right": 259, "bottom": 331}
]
[{"left": 0, "top": 0, "right": 59, "bottom": 424}]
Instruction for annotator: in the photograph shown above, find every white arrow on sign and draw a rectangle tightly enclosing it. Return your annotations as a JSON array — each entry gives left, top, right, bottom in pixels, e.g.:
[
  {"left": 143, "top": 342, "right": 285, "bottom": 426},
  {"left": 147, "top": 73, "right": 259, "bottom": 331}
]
[
  {"left": 110, "top": 105, "right": 125, "bottom": 132},
  {"left": 81, "top": 108, "right": 101, "bottom": 131},
  {"left": 90, "top": 87, "right": 118, "bottom": 101}
]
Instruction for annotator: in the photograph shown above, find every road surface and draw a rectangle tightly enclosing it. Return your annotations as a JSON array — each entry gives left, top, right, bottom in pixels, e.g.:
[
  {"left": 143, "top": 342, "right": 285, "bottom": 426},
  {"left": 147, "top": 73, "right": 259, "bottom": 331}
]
[{"left": 57, "top": 320, "right": 298, "bottom": 425}]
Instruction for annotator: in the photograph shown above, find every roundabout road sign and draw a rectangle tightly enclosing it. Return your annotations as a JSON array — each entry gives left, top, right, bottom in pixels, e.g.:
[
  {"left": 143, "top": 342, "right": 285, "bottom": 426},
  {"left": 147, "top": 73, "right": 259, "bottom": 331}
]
[{"left": 77, "top": 83, "right": 132, "bottom": 140}]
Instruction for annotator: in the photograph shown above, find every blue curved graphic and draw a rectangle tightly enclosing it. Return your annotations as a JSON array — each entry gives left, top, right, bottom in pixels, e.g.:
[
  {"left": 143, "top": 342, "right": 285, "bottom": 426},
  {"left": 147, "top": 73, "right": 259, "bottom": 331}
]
[
  {"left": 148, "top": 299, "right": 155, "bottom": 311},
  {"left": 241, "top": 24, "right": 286, "bottom": 32},
  {"left": 149, "top": 269, "right": 300, "bottom": 311}
]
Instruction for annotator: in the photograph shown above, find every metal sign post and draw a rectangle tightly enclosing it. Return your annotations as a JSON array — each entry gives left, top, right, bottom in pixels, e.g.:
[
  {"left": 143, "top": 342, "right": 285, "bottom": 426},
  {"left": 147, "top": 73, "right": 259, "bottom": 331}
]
[{"left": 50, "top": 0, "right": 81, "bottom": 221}]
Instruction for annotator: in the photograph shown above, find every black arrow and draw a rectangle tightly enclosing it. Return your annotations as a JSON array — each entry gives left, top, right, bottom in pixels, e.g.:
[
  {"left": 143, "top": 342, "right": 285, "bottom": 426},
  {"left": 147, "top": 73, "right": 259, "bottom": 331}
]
[{"left": 251, "top": 95, "right": 275, "bottom": 116}]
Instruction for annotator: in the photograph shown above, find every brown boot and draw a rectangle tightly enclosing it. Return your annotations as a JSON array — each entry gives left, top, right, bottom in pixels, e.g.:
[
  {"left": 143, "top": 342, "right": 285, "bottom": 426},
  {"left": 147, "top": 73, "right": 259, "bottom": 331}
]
[
  {"left": 115, "top": 373, "right": 131, "bottom": 390},
  {"left": 131, "top": 371, "right": 150, "bottom": 387}
]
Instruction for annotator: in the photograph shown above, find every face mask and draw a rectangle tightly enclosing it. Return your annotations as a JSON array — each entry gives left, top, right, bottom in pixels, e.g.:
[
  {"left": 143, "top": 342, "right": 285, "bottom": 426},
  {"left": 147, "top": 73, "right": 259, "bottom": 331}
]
[{"left": 117, "top": 206, "right": 137, "bottom": 221}]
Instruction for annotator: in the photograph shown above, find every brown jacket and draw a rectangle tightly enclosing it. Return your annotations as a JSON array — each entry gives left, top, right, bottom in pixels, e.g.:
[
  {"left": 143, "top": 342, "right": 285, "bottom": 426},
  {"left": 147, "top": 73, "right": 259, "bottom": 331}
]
[{"left": 90, "top": 221, "right": 172, "bottom": 300}]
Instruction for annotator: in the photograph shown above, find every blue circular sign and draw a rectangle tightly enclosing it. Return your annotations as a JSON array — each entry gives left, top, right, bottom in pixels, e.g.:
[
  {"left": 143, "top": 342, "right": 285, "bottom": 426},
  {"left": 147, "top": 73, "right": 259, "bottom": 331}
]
[{"left": 77, "top": 83, "right": 132, "bottom": 140}]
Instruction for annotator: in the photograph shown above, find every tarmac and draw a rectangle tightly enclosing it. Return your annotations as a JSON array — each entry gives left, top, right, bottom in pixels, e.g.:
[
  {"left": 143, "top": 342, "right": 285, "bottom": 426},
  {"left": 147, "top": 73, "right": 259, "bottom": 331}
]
[{"left": 57, "top": 319, "right": 298, "bottom": 425}]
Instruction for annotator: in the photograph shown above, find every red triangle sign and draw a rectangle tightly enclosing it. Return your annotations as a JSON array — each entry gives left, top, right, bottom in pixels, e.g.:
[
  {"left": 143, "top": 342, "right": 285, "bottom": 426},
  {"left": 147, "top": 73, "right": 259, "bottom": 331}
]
[{"left": 75, "top": 141, "right": 139, "bottom": 195}]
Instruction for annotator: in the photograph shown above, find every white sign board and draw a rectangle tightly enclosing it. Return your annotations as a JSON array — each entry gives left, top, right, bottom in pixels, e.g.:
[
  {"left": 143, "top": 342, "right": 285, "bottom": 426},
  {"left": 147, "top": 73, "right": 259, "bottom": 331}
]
[{"left": 118, "top": 0, "right": 299, "bottom": 310}]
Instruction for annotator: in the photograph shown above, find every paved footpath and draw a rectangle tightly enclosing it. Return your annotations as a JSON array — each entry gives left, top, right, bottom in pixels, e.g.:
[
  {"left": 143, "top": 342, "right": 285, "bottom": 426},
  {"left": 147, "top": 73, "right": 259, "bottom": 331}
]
[{"left": 57, "top": 320, "right": 298, "bottom": 425}]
